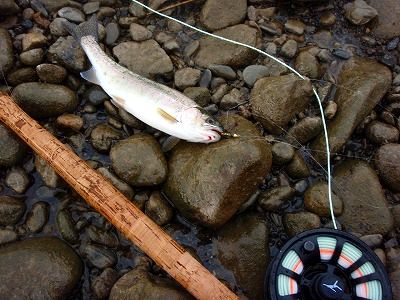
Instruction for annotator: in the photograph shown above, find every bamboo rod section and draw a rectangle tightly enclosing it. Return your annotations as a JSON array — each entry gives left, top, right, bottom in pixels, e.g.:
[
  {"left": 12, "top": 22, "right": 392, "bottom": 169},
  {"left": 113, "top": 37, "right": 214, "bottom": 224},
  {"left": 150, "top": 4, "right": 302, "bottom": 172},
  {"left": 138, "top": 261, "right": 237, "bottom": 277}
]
[{"left": 0, "top": 93, "right": 239, "bottom": 300}]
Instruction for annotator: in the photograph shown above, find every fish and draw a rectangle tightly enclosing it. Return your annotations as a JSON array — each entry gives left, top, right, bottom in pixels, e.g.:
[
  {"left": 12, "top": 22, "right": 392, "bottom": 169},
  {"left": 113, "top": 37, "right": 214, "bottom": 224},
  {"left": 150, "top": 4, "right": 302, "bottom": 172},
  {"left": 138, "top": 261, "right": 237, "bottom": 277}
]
[{"left": 63, "top": 15, "right": 225, "bottom": 143}]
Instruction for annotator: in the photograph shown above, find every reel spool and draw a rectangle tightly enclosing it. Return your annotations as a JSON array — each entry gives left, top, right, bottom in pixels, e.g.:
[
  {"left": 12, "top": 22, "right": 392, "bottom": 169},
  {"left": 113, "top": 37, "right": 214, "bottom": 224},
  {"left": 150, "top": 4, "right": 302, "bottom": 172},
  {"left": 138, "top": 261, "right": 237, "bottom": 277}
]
[{"left": 265, "top": 228, "right": 392, "bottom": 300}]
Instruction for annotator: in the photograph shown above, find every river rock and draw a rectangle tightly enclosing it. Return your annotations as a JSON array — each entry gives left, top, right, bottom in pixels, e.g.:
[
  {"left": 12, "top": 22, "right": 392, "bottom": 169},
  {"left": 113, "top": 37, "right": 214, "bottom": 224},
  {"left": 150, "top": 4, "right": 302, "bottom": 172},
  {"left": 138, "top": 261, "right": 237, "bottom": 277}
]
[
  {"left": 40, "top": 0, "right": 69, "bottom": 12},
  {"left": 50, "top": 18, "right": 69, "bottom": 36},
  {"left": 334, "top": 160, "right": 393, "bottom": 235},
  {"left": 368, "top": 0, "right": 400, "bottom": 39},
  {"left": 311, "top": 58, "right": 391, "bottom": 164},
  {"left": 47, "top": 36, "right": 87, "bottom": 72},
  {"left": 183, "top": 87, "right": 211, "bottom": 107},
  {"left": 87, "top": 225, "right": 119, "bottom": 248},
  {"left": 374, "top": 143, "right": 400, "bottom": 192},
  {"left": 113, "top": 40, "right": 173, "bottom": 78},
  {"left": 84, "top": 244, "right": 117, "bottom": 269},
  {"left": 36, "top": 63, "right": 67, "bottom": 83},
  {"left": 243, "top": 65, "right": 270, "bottom": 87},
  {"left": 366, "top": 120, "right": 399, "bottom": 144},
  {"left": 0, "top": 196, "right": 26, "bottom": 226},
  {"left": 0, "top": 229, "right": 17, "bottom": 244},
  {"left": 271, "top": 142, "right": 294, "bottom": 165},
  {"left": 22, "top": 32, "right": 47, "bottom": 51},
  {"left": 286, "top": 117, "right": 322, "bottom": 145},
  {"left": 285, "top": 151, "right": 310, "bottom": 179},
  {"left": 97, "top": 167, "right": 134, "bottom": 199},
  {"left": 57, "top": 210, "right": 79, "bottom": 244},
  {"left": 344, "top": 0, "right": 377, "bottom": 25},
  {"left": 213, "top": 213, "right": 269, "bottom": 300},
  {"left": 58, "top": 7, "right": 85, "bottom": 23},
  {"left": 129, "top": 23, "right": 152, "bottom": 41},
  {"left": 0, "top": 124, "right": 27, "bottom": 167},
  {"left": 174, "top": 68, "right": 201, "bottom": 90},
  {"left": 250, "top": 74, "right": 313, "bottom": 134},
  {"left": 164, "top": 114, "right": 272, "bottom": 228},
  {"left": 0, "top": 0, "right": 19, "bottom": 16},
  {"left": 294, "top": 50, "right": 320, "bottom": 79},
  {"left": 284, "top": 212, "right": 321, "bottom": 236},
  {"left": 91, "top": 268, "right": 118, "bottom": 299},
  {"left": 110, "top": 134, "right": 167, "bottom": 186},
  {"left": 7, "top": 67, "right": 38, "bottom": 86},
  {"left": 20, "top": 48, "right": 44, "bottom": 66},
  {"left": 0, "top": 29, "right": 14, "bottom": 74},
  {"left": 12, "top": 83, "right": 78, "bottom": 118},
  {"left": 304, "top": 182, "right": 343, "bottom": 217},
  {"left": 109, "top": 263, "right": 192, "bottom": 300},
  {"left": 200, "top": 0, "right": 247, "bottom": 31},
  {"left": 5, "top": 167, "right": 30, "bottom": 194},
  {"left": 194, "top": 24, "right": 261, "bottom": 68},
  {"left": 35, "top": 154, "right": 64, "bottom": 188},
  {"left": 90, "top": 124, "right": 123, "bottom": 153},
  {"left": 280, "top": 39, "right": 298, "bottom": 58},
  {"left": 0, "top": 237, "right": 82, "bottom": 299},
  {"left": 145, "top": 191, "right": 173, "bottom": 226},
  {"left": 259, "top": 186, "right": 296, "bottom": 211},
  {"left": 25, "top": 201, "right": 50, "bottom": 233}
]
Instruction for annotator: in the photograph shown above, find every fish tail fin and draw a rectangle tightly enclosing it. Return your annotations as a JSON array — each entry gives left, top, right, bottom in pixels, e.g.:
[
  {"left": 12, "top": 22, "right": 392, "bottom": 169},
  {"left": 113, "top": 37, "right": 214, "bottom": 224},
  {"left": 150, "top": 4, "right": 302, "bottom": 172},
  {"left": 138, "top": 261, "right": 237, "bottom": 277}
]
[{"left": 63, "top": 15, "right": 99, "bottom": 44}]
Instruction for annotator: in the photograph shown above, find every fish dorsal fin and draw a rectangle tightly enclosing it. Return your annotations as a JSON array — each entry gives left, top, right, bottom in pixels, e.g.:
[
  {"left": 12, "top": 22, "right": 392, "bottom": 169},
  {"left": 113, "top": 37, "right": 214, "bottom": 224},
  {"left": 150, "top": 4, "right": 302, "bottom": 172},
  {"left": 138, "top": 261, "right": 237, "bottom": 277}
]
[
  {"left": 80, "top": 67, "right": 100, "bottom": 85},
  {"left": 157, "top": 108, "right": 178, "bottom": 123}
]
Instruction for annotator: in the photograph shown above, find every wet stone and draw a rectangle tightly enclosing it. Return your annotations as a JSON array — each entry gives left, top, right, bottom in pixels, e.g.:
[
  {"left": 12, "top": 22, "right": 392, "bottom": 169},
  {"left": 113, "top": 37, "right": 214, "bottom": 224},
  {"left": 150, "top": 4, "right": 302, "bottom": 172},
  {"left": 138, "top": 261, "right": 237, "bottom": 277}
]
[
  {"left": 286, "top": 117, "right": 322, "bottom": 145},
  {"left": 0, "top": 0, "right": 19, "bottom": 16},
  {"left": 83, "top": 2, "right": 100, "bottom": 14},
  {"left": 0, "top": 28, "right": 14, "bottom": 74},
  {"left": 284, "top": 211, "right": 321, "bottom": 237},
  {"left": 243, "top": 65, "right": 270, "bottom": 87},
  {"left": 374, "top": 143, "right": 400, "bottom": 192},
  {"left": 220, "top": 88, "right": 243, "bottom": 110},
  {"left": 113, "top": 40, "right": 173, "bottom": 78},
  {"left": 97, "top": 167, "right": 135, "bottom": 199},
  {"left": 20, "top": 48, "right": 44, "bottom": 66},
  {"left": 91, "top": 268, "right": 119, "bottom": 299},
  {"left": 280, "top": 39, "right": 298, "bottom": 58},
  {"left": 47, "top": 36, "right": 87, "bottom": 72},
  {"left": 84, "top": 244, "right": 117, "bottom": 269},
  {"left": 56, "top": 114, "right": 84, "bottom": 132},
  {"left": 58, "top": 7, "right": 85, "bottom": 23},
  {"left": 110, "top": 134, "right": 167, "bottom": 187},
  {"left": 129, "top": 23, "right": 152, "bottom": 42},
  {"left": 213, "top": 213, "right": 269, "bottom": 300},
  {"left": 325, "top": 101, "right": 337, "bottom": 119},
  {"left": 259, "top": 186, "right": 296, "bottom": 211},
  {"left": 332, "top": 48, "right": 352, "bottom": 60},
  {"left": 334, "top": 160, "right": 393, "bottom": 235},
  {"left": 36, "top": 63, "right": 67, "bottom": 83},
  {"left": 183, "top": 87, "right": 211, "bottom": 107},
  {"left": 109, "top": 263, "right": 191, "bottom": 300},
  {"left": 0, "top": 124, "right": 27, "bottom": 167},
  {"left": 7, "top": 67, "right": 38, "bottom": 86},
  {"left": 200, "top": 0, "right": 247, "bottom": 31},
  {"left": 118, "top": 108, "right": 145, "bottom": 129},
  {"left": 5, "top": 167, "right": 30, "bottom": 194},
  {"left": 344, "top": 0, "right": 377, "bottom": 25},
  {"left": 91, "top": 124, "right": 123, "bottom": 153},
  {"left": 272, "top": 142, "right": 295, "bottom": 165},
  {"left": 25, "top": 201, "right": 50, "bottom": 233},
  {"left": 294, "top": 51, "right": 320, "bottom": 79},
  {"left": 145, "top": 191, "right": 173, "bottom": 226},
  {"left": 366, "top": 121, "right": 399, "bottom": 145},
  {"left": 22, "top": 32, "right": 47, "bottom": 51},
  {"left": 87, "top": 225, "right": 119, "bottom": 248},
  {"left": 0, "top": 196, "right": 26, "bottom": 226},
  {"left": 50, "top": 18, "right": 70, "bottom": 36},
  {"left": 0, "top": 229, "right": 17, "bottom": 245},
  {"left": 35, "top": 154, "right": 63, "bottom": 188},
  {"left": 105, "top": 23, "right": 119, "bottom": 45},
  {"left": 174, "top": 67, "right": 201, "bottom": 90},
  {"left": 284, "top": 19, "right": 305, "bottom": 35},
  {"left": 57, "top": 209, "right": 79, "bottom": 244},
  {"left": 199, "top": 69, "right": 212, "bottom": 88},
  {"left": 360, "top": 234, "right": 383, "bottom": 249},
  {"left": 250, "top": 74, "right": 313, "bottom": 134},
  {"left": 320, "top": 12, "right": 336, "bottom": 27},
  {"left": 209, "top": 64, "right": 236, "bottom": 80},
  {"left": 304, "top": 182, "right": 343, "bottom": 217},
  {"left": 85, "top": 85, "right": 109, "bottom": 106},
  {"left": 285, "top": 151, "right": 310, "bottom": 179},
  {"left": 194, "top": 24, "right": 260, "bottom": 68},
  {"left": 0, "top": 237, "right": 83, "bottom": 299}
]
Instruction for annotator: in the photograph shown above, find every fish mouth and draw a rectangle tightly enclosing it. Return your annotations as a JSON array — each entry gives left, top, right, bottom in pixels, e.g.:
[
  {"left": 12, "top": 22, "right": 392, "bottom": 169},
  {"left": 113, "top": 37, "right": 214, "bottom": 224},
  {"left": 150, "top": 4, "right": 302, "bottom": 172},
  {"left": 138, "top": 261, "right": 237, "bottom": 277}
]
[{"left": 211, "top": 129, "right": 223, "bottom": 135}]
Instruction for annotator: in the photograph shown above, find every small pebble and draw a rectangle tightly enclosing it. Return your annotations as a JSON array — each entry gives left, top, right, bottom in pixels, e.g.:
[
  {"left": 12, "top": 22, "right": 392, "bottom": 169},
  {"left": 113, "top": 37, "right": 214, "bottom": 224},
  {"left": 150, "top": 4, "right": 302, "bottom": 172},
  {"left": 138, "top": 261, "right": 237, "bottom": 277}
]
[{"left": 332, "top": 48, "right": 352, "bottom": 60}]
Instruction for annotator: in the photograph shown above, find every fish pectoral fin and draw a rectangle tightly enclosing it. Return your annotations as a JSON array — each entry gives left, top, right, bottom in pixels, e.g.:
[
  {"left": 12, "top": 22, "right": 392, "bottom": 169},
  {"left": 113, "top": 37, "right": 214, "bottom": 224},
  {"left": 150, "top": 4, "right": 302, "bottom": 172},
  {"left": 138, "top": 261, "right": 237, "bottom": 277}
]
[
  {"left": 157, "top": 108, "right": 178, "bottom": 123},
  {"left": 80, "top": 67, "right": 100, "bottom": 85}
]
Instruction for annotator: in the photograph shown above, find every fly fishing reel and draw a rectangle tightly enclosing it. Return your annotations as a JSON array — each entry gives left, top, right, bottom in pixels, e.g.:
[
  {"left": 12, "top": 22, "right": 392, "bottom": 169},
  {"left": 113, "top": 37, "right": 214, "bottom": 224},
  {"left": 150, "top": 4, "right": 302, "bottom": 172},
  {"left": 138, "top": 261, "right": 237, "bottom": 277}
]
[{"left": 265, "top": 228, "right": 392, "bottom": 300}]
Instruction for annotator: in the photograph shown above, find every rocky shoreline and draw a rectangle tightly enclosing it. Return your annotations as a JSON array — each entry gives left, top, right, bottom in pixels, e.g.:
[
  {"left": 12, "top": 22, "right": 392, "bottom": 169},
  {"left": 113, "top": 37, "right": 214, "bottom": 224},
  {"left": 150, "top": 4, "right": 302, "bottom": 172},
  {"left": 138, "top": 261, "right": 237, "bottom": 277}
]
[{"left": 0, "top": 0, "right": 400, "bottom": 299}]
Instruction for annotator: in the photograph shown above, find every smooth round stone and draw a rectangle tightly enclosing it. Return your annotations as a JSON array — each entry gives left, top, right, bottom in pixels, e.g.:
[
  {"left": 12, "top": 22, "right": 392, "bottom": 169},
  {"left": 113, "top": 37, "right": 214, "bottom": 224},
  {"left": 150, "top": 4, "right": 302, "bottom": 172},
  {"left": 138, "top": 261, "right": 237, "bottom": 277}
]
[
  {"left": 366, "top": 120, "right": 399, "bottom": 145},
  {"left": 0, "top": 196, "right": 26, "bottom": 226},
  {"left": 280, "top": 39, "right": 298, "bottom": 58},
  {"left": 84, "top": 244, "right": 117, "bottom": 269},
  {"left": 56, "top": 114, "right": 84, "bottom": 132},
  {"left": 7, "top": 67, "right": 38, "bottom": 86},
  {"left": 285, "top": 151, "right": 310, "bottom": 179},
  {"left": 272, "top": 142, "right": 295, "bottom": 165},
  {"left": 19, "top": 48, "right": 44, "bottom": 66},
  {"left": 50, "top": 18, "right": 69, "bottom": 36},
  {"left": 85, "top": 85, "right": 109, "bottom": 105},
  {"left": 83, "top": 2, "right": 99, "bottom": 14},
  {"left": 105, "top": 22, "right": 120, "bottom": 45},
  {"left": 129, "top": 23, "right": 152, "bottom": 41},
  {"left": 90, "top": 124, "right": 123, "bottom": 153},
  {"left": 284, "top": 211, "right": 321, "bottom": 236},
  {"left": 174, "top": 67, "right": 201, "bottom": 90},
  {"left": 5, "top": 167, "right": 30, "bottom": 194},
  {"left": 374, "top": 143, "right": 400, "bottom": 192},
  {"left": 145, "top": 191, "right": 173, "bottom": 226},
  {"left": 87, "top": 225, "right": 119, "bottom": 248},
  {"left": 25, "top": 201, "right": 50, "bottom": 233},
  {"left": 57, "top": 210, "right": 79, "bottom": 244},
  {"left": 258, "top": 186, "right": 296, "bottom": 211},
  {"left": 209, "top": 64, "right": 236, "bottom": 80},
  {"left": 91, "top": 268, "right": 118, "bottom": 299},
  {"left": 304, "top": 182, "right": 343, "bottom": 217},
  {"left": 243, "top": 65, "right": 270, "bottom": 87},
  {"left": 58, "top": 7, "right": 85, "bottom": 23},
  {"left": 0, "top": 229, "right": 17, "bottom": 244},
  {"left": 183, "top": 87, "right": 211, "bottom": 107},
  {"left": 0, "top": 124, "right": 27, "bottom": 167},
  {"left": 36, "top": 63, "right": 67, "bottom": 83}
]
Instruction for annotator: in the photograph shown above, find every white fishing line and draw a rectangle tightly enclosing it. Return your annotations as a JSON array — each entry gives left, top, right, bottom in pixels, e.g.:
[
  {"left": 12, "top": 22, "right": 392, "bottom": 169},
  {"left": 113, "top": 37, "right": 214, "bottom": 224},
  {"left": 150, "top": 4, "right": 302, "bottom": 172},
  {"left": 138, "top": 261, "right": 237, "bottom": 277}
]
[{"left": 129, "top": 0, "right": 337, "bottom": 230}]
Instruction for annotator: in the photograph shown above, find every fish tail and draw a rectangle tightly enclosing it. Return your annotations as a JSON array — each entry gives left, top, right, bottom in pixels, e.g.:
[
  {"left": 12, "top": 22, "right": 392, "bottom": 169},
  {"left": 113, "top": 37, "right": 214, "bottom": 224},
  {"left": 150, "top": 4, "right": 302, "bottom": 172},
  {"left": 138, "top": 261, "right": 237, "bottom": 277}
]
[{"left": 63, "top": 14, "right": 99, "bottom": 44}]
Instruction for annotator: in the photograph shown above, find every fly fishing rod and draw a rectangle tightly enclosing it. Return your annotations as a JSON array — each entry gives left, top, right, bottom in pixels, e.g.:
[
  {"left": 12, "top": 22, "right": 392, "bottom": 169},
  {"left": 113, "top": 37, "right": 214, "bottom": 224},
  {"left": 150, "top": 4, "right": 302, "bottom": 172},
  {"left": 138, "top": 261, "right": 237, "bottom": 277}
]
[
  {"left": 0, "top": 93, "right": 238, "bottom": 300},
  {"left": 129, "top": 1, "right": 394, "bottom": 299}
]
